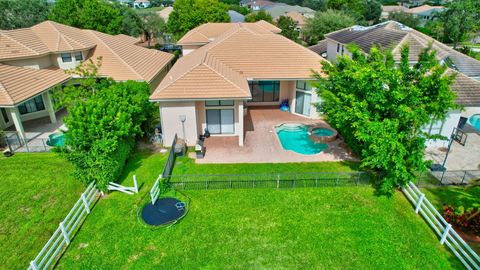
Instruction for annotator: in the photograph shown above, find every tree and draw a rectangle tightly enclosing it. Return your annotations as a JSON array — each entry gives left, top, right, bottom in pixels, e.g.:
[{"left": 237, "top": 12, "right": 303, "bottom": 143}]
[
  {"left": 387, "top": 11, "right": 420, "bottom": 29},
  {"left": 140, "top": 12, "right": 167, "bottom": 47},
  {"left": 441, "top": 0, "right": 479, "bottom": 48},
  {"left": 312, "top": 45, "right": 457, "bottom": 195},
  {"left": 244, "top": 10, "right": 273, "bottom": 23},
  {"left": 0, "top": 0, "right": 51, "bottom": 29},
  {"left": 167, "top": 0, "right": 230, "bottom": 39},
  {"left": 363, "top": 0, "right": 381, "bottom": 23},
  {"left": 228, "top": 4, "right": 250, "bottom": 16},
  {"left": 56, "top": 60, "right": 154, "bottom": 191},
  {"left": 303, "top": 9, "right": 356, "bottom": 45},
  {"left": 120, "top": 6, "right": 144, "bottom": 37},
  {"left": 49, "top": 0, "right": 124, "bottom": 35},
  {"left": 301, "top": 0, "right": 326, "bottom": 11},
  {"left": 276, "top": 15, "right": 299, "bottom": 42}
]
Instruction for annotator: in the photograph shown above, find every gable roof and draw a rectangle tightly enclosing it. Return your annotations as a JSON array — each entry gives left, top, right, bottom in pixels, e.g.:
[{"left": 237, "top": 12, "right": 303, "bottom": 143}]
[
  {"left": 83, "top": 30, "right": 173, "bottom": 82},
  {"left": 406, "top": 5, "right": 444, "bottom": 14},
  {"left": 0, "top": 64, "right": 70, "bottom": 107},
  {"left": 283, "top": 11, "right": 307, "bottom": 26},
  {"left": 308, "top": 39, "right": 328, "bottom": 56},
  {"left": 151, "top": 23, "right": 324, "bottom": 101},
  {"left": 177, "top": 21, "right": 281, "bottom": 45}
]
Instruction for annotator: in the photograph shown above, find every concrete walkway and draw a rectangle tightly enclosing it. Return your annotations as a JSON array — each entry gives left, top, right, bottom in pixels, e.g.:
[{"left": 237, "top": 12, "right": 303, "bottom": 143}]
[{"left": 193, "top": 107, "right": 356, "bottom": 164}]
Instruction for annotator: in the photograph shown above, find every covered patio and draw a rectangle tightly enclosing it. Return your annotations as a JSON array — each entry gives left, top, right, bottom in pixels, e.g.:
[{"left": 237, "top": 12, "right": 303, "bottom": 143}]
[{"left": 191, "top": 106, "right": 356, "bottom": 163}]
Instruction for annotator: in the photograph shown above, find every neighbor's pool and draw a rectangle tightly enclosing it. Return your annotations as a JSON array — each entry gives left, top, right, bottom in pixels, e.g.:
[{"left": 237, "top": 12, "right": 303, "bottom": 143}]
[
  {"left": 46, "top": 132, "right": 66, "bottom": 147},
  {"left": 275, "top": 123, "right": 328, "bottom": 155},
  {"left": 470, "top": 114, "right": 480, "bottom": 131}
]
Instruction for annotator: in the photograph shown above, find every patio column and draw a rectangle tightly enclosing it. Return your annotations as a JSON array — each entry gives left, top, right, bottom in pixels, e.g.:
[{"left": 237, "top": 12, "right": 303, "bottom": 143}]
[
  {"left": 238, "top": 101, "right": 244, "bottom": 146},
  {"left": 42, "top": 91, "right": 57, "bottom": 124},
  {"left": 8, "top": 107, "right": 26, "bottom": 141}
]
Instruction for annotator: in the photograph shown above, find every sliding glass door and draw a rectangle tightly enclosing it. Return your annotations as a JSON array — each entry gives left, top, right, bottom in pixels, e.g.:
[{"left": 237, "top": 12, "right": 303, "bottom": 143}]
[
  {"left": 295, "top": 91, "right": 311, "bottom": 116},
  {"left": 206, "top": 109, "right": 234, "bottom": 134}
]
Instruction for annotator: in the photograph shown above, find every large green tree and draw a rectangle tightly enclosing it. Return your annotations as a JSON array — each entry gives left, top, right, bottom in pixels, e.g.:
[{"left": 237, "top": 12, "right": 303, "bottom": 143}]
[
  {"left": 313, "top": 45, "right": 457, "bottom": 195},
  {"left": 244, "top": 10, "right": 273, "bottom": 23},
  {"left": 0, "top": 0, "right": 51, "bottom": 29},
  {"left": 276, "top": 15, "right": 299, "bottom": 42},
  {"left": 387, "top": 11, "right": 420, "bottom": 29},
  {"left": 441, "top": 0, "right": 479, "bottom": 48},
  {"left": 49, "top": 0, "right": 124, "bottom": 34},
  {"left": 140, "top": 12, "right": 167, "bottom": 47},
  {"left": 303, "top": 9, "right": 356, "bottom": 45},
  {"left": 167, "top": 0, "right": 229, "bottom": 39}
]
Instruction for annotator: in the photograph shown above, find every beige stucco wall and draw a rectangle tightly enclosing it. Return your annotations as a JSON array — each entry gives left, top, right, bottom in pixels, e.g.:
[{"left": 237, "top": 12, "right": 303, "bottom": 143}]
[
  {"left": 159, "top": 101, "right": 198, "bottom": 146},
  {"left": 2, "top": 55, "right": 53, "bottom": 70},
  {"left": 52, "top": 50, "right": 89, "bottom": 70},
  {"left": 149, "top": 63, "right": 172, "bottom": 91}
]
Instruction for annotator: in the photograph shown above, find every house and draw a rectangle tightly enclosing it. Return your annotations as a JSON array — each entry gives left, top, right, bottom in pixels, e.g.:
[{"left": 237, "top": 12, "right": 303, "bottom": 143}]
[
  {"left": 239, "top": 0, "right": 275, "bottom": 11},
  {"left": 0, "top": 21, "right": 174, "bottom": 141},
  {"left": 309, "top": 21, "right": 480, "bottom": 147},
  {"left": 406, "top": 5, "right": 444, "bottom": 25},
  {"left": 133, "top": 0, "right": 151, "bottom": 8},
  {"left": 264, "top": 4, "right": 315, "bottom": 19},
  {"left": 381, "top": 5, "right": 408, "bottom": 19},
  {"left": 150, "top": 21, "right": 325, "bottom": 146}
]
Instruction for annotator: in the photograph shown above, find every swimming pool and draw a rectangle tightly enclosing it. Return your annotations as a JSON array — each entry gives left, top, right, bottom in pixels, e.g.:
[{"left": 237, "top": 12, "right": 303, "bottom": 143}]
[
  {"left": 469, "top": 114, "right": 480, "bottom": 131},
  {"left": 46, "top": 132, "right": 66, "bottom": 147},
  {"left": 275, "top": 123, "right": 328, "bottom": 155}
]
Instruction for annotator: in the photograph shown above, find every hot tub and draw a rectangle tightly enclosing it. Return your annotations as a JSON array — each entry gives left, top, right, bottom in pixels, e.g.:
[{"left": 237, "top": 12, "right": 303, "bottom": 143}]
[{"left": 308, "top": 125, "right": 338, "bottom": 144}]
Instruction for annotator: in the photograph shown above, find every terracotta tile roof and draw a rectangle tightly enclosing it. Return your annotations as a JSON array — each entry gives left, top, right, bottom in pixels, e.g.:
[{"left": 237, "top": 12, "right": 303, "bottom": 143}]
[
  {"left": 284, "top": 11, "right": 306, "bottom": 26},
  {"left": 448, "top": 69, "right": 480, "bottom": 106},
  {"left": 151, "top": 23, "right": 324, "bottom": 101},
  {"left": 406, "top": 5, "right": 444, "bottom": 14},
  {"left": 381, "top": 5, "right": 408, "bottom": 13},
  {"left": 0, "top": 29, "right": 50, "bottom": 60},
  {"left": 84, "top": 30, "right": 174, "bottom": 82},
  {"left": 114, "top": 34, "right": 141, "bottom": 45},
  {"left": 0, "top": 64, "right": 70, "bottom": 106},
  {"left": 177, "top": 21, "right": 281, "bottom": 45}
]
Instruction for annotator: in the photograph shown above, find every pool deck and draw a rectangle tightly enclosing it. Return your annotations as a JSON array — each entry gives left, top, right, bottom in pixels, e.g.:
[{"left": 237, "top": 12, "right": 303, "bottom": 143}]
[{"left": 192, "top": 107, "right": 357, "bottom": 164}]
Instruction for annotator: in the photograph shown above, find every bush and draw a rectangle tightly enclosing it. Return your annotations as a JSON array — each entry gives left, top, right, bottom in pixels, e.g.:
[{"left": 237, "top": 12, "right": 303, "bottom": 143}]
[{"left": 443, "top": 205, "right": 480, "bottom": 235}]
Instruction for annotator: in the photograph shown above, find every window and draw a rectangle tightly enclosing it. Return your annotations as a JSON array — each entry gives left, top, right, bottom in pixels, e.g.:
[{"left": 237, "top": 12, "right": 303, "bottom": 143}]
[
  {"left": 18, "top": 96, "right": 45, "bottom": 115},
  {"left": 248, "top": 81, "right": 280, "bottom": 102},
  {"left": 205, "top": 100, "right": 234, "bottom": 107},
  {"left": 296, "top": 80, "right": 312, "bottom": 91},
  {"left": 337, "top": 43, "right": 340, "bottom": 53},
  {"left": 74, "top": 52, "right": 83, "bottom": 61},
  {"left": 341, "top": 45, "right": 345, "bottom": 55},
  {"left": 61, "top": 53, "right": 72, "bottom": 63},
  {"left": 1, "top": 108, "right": 9, "bottom": 123}
]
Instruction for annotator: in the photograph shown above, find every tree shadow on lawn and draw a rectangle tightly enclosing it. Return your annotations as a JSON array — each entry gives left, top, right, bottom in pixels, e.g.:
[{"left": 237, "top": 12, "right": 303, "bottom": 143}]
[
  {"left": 116, "top": 148, "right": 157, "bottom": 188},
  {"left": 425, "top": 186, "right": 480, "bottom": 209}
]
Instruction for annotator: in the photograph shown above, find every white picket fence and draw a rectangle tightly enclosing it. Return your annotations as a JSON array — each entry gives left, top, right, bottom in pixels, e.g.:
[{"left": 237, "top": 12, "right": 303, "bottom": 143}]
[
  {"left": 403, "top": 182, "right": 480, "bottom": 270},
  {"left": 107, "top": 175, "right": 139, "bottom": 195},
  {"left": 27, "top": 182, "right": 100, "bottom": 270},
  {"left": 150, "top": 175, "right": 162, "bottom": 205}
]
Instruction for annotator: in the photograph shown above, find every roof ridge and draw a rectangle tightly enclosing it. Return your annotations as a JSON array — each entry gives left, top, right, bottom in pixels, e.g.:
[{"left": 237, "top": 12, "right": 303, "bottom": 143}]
[
  {"left": 84, "top": 30, "right": 143, "bottom": 79},
  {"left": 204, "top": 59, "right": 250, "bottom": 96},
  {"left": 45, "top": 21, "right": 63, "bottom": 51}
]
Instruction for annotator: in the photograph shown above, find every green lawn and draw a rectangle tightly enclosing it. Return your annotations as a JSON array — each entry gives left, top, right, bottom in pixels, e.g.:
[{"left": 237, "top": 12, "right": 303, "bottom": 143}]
[
  {"left": 0, "top": 153, "right": 85, "bottom": 269},
  {"left": 422, "top": 186, "right": 480, "bottom": 210},
  {"left": 54, "top": 150, "right": 461, "bottom": 269}
]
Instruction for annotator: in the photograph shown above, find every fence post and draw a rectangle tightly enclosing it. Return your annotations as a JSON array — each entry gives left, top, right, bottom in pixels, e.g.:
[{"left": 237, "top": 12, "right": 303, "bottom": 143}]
[
  {"left": 440, "top": 224, "right": 452, "bottom": 245},
  {"left": 29, "top": 261, "right": 38, "bottom": 270},
  {"left": 42, "top": 139, "right": 47, "bottom": 151},
  {"left": 277, "top": 174, "right": 280, "bottom": 189},
  {"left": 356, "top": 173, "right": 360, "bottom": 186},
  {"left": 415, "top": 193, "right": 425, "bottom": 214},
  {"left": 59, "top": 221, "right": 70, "bottom": 244},
  {"left": 81, "top": 193, "right": 90, "bottom": 214},
  {"left": 24, "top": 138, "right": 30, "bottom": 152},
  {"left": 133, "top": 175, "right": 138, "bottom": 193},
  {"left": 461, "top": 171, "right": 467, "bottom": 185}
]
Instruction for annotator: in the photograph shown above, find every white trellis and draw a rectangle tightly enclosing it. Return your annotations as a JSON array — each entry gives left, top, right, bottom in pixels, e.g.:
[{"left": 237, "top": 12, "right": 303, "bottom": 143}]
[
  {"left": 107, "top": 175, "right": 139, "bottom": 195},
  {"left": 150, "top": 175, "right": 162, "bottom": 205},
  {"left": 403, "top": 181, "right": 480, "bottom": 270}
]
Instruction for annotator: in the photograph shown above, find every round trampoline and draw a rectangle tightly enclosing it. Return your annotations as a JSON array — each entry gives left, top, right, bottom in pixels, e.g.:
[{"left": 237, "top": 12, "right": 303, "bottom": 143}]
[{"left": 141, "top": 197, "right": 187, "bottom": 226}]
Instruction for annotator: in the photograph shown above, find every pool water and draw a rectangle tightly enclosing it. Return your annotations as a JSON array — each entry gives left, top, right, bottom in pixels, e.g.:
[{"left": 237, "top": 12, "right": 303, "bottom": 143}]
[
  {"left": 275, "top": 124, "right": 328, "bottom": 155},
  {"left": 312, "top": 128, "right": 335, "bottom": 136},
  {"left": 470, "top": 114, "right": 480, "bottom": 131},
  {"left": 47, "top": 133, "right": 66, "bottom": 147}
]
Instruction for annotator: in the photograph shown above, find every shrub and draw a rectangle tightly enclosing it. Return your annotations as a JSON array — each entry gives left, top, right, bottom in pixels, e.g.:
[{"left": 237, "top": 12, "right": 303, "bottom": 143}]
[{"left": 443, "top": 205, "right": 480, "bottom": 235}]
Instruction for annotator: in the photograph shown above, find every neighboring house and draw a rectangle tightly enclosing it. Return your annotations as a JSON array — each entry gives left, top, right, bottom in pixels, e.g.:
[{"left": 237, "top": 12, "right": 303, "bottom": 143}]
[
  {"left": 309, "top": 21, "right": 480, "bottom": 147},
  {"left": 381, "top": 5, "right": 408, "bottom": 19},
  {"left": 133, "top": 0, "right": 151, "bottom": 8},
  {"left": 0, "top": 21, "right": 173, "bottom": 140},
  {"left": 265, "top": 4, "right": 315, "bottom": 19},
  {"left": 228, "top": 10, "right": 245, "bottom": 23},
  {"left": 239, "top": 0, "right": 275, "bottom": 11},
  {"left": 158, "top": 6, "right": 173, "bottom": 22},
  {"left": 150, "top": 21, "right": 325, "bottom": 146},
  {"left": 406, "top": 4, "right": 444, "bottom": 26}
]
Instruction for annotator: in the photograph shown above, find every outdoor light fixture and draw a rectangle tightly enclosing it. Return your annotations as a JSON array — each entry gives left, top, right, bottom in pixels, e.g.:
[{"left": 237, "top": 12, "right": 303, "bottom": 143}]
[{"left": 179, "top": 115, "right": 186, "bottom": 142}]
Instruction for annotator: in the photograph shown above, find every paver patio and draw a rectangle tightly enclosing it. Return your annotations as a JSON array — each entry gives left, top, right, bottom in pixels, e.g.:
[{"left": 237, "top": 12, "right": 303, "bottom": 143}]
[{"left": 191, "top": 107, "right": 356, "bottom": 163}]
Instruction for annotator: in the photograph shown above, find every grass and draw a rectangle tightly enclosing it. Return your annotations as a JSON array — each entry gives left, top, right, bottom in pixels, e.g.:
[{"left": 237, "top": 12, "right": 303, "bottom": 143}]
[
  {"left": 173, "top": 154, "right": 360, "bottom": 175},
  {"left": 0, "top": 153, "right": 85, "bottom": 269},
  {"left": 54, "top": 149, "right": 462, "bottom": 269}
]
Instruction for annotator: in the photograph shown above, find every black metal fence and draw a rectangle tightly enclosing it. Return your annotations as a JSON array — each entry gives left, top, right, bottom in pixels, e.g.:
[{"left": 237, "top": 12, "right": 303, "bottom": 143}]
[
  {"left": 167, "top": 171, "right": 372, "bottom": 190},
  {"left": 431, "top": 170, "right": 480, "bottom": 185},
  {"left": 161, "top": 134, "right": 177, "bottom": 179},
  {"left": 3, "top": 132, "right": 52, "bottom": 153}
]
